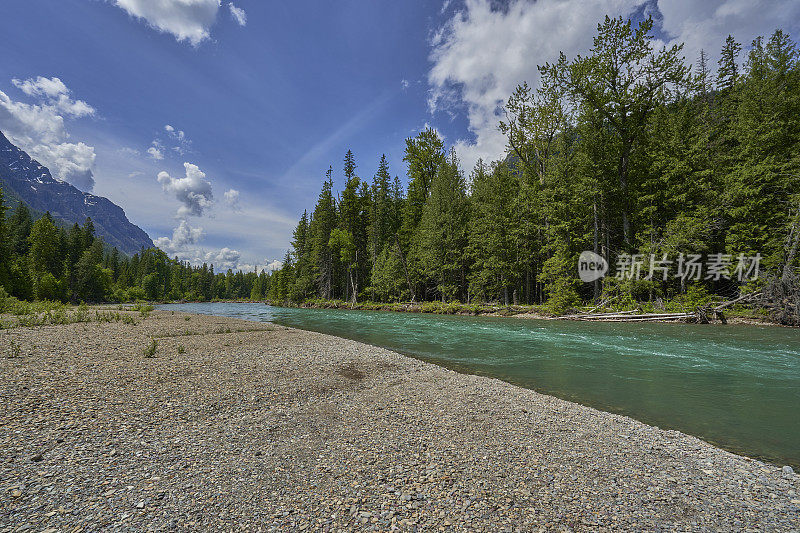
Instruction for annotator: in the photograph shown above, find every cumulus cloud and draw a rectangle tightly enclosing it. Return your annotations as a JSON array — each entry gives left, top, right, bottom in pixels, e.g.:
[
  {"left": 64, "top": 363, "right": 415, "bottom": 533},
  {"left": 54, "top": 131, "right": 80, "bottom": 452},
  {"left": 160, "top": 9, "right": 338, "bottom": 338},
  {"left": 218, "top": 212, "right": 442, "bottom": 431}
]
[
  {"left": 157, "top": 162, "right": 214, "bottom": 218},
  {"left": 114, "top": 0, "right": 221, "bottom": 45},
  {"left": 154, "top": 222, "right": 249, "bottom": 272},
  {"left": 223, "top": 188, "right": 241, "bottom": 210},
  {"left": 11, "top": 76, "right": 96, "bottom": 118},
  {"left": 204, "top": 247, "right": 242, "bottom": 270},
  {"left": 427, "top": 0, "right": 800, "bottom": 173},
  {"left": 0, "top": 76, "right": 98, "bottom": 190},
  {"left": 33, "top": 142, "right": 97, "bottom": 191},
  {"left": 228, "top": 3, "right": 247, "bottom": 26},
  {"left": 266, "top": 259, "right": 283, "bottom": 272},
  {"left": 154, "top": 219, "right": 205, "bottom": 254}
]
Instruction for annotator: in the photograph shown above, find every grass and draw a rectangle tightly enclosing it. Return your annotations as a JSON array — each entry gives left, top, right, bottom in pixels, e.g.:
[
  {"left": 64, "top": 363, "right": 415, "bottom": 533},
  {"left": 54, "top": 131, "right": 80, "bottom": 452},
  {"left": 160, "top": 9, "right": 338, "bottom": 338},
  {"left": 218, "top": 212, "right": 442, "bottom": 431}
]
[
  {"left": 6, "top": 340, "right": 21, "bottom": 358},
  {"left": 291, "top": 295, "right": 769, "bottom": 322},
  {"left": 143, "top": 339, "right": 158, "bottom": 358},
  {"left": 0, "top": 291, "right": 146, "bottom": 329},
  {"left": 131, "top": 303, "right": 154, "bottom": 318},
  {"left": 177, "top": 344, "right": 186, "bottom": 354},
  {"left": 295, "top": 297, "right": 545, "bottom": 316}
]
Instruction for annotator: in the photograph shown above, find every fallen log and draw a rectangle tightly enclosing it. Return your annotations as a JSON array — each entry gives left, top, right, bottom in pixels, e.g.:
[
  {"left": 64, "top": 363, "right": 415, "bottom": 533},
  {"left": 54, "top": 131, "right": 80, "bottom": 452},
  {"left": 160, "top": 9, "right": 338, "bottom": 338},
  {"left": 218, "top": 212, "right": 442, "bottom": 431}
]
[
  {"left": 714, "top": 292, "right": 763, "bottom": 312},
  {"left": 567, "top": 312, "right": 692, "bottom": 321}
]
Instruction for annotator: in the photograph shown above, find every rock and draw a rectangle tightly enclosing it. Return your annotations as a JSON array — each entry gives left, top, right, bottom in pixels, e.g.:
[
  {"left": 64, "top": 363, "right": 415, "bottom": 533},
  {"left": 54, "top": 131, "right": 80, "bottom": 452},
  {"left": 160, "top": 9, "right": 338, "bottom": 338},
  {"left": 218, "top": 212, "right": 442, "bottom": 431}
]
[{"left": 782, "top": 465, "right": 794, "bottom": 477}]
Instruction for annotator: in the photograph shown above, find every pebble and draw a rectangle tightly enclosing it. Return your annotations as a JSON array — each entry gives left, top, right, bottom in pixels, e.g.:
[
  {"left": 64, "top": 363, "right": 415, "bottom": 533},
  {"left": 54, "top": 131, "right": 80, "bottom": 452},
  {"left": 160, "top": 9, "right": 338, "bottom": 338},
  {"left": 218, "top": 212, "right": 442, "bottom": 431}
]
[{"left": 0, "top": 309, "right": 797, "bottom": 531}]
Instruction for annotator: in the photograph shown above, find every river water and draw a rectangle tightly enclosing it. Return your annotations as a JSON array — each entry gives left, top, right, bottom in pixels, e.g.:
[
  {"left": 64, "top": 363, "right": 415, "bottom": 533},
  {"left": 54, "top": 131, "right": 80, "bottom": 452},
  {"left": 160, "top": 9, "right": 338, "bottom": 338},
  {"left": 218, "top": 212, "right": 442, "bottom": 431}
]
[{"left": 158, "top": 302, "right": 800, "bottom": 467}]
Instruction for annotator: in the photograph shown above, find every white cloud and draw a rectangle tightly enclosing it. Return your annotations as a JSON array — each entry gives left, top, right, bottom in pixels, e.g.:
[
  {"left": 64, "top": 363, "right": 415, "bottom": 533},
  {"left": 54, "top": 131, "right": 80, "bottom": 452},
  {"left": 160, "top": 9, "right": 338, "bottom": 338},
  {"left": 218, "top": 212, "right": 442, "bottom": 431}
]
[
  {"left": 427, "top": 0, "right": 800, "bottom": 173},
  {"left": 152, "top": 124, "right": 191, "bottom": 156},
  {"left": 29, "top": 142, "right": 97, "bottom": 191},
  {"left": 12, "top": 76, "right": 68, "bottom": 99},
  {"left": 157, "top": 162, "right": 214, "bottom": 218},
  {"left": 204, "top": 247, "right": 241, "bottom": 270},
  {"left": 115, "top": 0, "right": 221, "bottom": 45},
  {"left": 228, "top": 3, "right": 247, "bottom": 26},
  {"left": 223, "top": 188, "right": 240, "bottom": 210},
  {"left": 0, "top": 77, "right": 98, "bottom": 190},
  {"left": 266, "top": 259, "right": 283, "bottom": 272},
  {"left": 147, "top": 143, "right": 164, "bottom": 160},
  {"left": 154, "top": 219, "right": 205, "bottom": 253}
]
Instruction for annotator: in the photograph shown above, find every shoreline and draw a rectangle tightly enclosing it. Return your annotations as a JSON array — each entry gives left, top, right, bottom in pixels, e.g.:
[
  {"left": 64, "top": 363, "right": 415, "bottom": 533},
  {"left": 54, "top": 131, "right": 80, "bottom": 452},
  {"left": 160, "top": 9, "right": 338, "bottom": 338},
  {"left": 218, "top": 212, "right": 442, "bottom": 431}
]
[
  {"left": 262, "top": 298, "right": 776, "bottom": 327},
  {"left": 1, "top": 309, "right": 797, "bottom": 530}
]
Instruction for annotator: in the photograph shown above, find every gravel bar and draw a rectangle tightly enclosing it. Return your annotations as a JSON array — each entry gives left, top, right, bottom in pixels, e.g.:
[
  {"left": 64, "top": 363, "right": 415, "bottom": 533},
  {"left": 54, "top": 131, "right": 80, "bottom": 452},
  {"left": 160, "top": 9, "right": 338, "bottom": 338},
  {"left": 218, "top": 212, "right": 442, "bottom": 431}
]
[{"left": 1, "top": 309, "right": 798, "bottom": 531}]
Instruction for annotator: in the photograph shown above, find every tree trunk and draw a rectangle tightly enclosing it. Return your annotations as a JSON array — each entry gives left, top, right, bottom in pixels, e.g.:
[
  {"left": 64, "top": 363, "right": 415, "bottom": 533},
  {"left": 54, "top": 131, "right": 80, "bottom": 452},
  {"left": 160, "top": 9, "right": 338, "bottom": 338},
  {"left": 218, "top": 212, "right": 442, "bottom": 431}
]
[
  {"left": 783, "top": 205, "right": 800, "bottom": 283},
  {"left": 619, "top": 144, "right": 632, "bottom": 247},
  {"left": 348, "top": 266, "right": 357, "bottom": 305},
  {"left": 593, "top": 199, "right": 601, "bottom": 300}
]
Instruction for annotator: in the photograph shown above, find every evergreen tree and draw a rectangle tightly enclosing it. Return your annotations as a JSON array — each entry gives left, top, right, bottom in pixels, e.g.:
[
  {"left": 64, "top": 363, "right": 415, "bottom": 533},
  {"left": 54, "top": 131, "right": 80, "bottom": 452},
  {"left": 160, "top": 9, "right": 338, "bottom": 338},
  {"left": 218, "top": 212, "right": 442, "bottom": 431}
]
[{"left": 417, "top": 150, "right": 469, "bottom": 301}]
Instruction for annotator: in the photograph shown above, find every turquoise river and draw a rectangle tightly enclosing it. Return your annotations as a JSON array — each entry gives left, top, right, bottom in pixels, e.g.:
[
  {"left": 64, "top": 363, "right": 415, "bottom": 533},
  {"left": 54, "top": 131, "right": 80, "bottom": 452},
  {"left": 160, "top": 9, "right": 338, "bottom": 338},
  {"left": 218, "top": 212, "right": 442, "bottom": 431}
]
[{"left": 159, "top": 302, "right": 800, "bottom": 468}]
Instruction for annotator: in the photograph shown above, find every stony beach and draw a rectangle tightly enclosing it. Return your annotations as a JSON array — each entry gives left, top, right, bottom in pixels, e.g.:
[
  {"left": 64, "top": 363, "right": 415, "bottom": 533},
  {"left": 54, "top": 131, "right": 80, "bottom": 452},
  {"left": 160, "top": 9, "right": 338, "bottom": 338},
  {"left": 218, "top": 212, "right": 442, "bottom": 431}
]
[{"left": 1, "top": 309, "right": 798, "bottom": 531}]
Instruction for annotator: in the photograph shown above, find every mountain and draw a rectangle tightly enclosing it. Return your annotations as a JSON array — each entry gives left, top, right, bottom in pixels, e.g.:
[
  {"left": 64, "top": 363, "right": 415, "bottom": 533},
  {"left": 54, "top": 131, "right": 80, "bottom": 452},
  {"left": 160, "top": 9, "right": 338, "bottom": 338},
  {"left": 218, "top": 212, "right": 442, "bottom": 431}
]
[{"left": 0, "top": 131, "right": 154, "bottom": 256}]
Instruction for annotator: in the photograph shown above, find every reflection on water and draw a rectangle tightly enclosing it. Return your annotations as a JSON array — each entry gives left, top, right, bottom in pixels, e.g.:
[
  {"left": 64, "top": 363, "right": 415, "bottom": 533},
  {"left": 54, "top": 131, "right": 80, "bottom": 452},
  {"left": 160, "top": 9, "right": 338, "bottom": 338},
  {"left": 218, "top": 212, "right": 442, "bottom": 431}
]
[{"left": 159, "top": 302, "right": 800, "bottom": 467}]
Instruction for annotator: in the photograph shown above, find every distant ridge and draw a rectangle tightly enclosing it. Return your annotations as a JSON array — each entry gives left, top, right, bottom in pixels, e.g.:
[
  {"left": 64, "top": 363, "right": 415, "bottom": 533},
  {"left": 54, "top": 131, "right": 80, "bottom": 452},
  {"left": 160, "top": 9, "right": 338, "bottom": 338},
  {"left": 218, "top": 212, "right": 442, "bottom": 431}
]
[{"left": 0, "top": 131, "right": 154, "bottom": 255}]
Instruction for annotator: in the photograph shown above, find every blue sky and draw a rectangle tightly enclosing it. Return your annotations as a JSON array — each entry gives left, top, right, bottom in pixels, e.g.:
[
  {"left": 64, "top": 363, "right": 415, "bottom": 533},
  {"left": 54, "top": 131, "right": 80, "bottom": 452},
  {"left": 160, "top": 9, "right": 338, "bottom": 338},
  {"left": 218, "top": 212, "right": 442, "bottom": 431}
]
[{"left": 1, "top": 0, "right": 798, "bottom": 271}]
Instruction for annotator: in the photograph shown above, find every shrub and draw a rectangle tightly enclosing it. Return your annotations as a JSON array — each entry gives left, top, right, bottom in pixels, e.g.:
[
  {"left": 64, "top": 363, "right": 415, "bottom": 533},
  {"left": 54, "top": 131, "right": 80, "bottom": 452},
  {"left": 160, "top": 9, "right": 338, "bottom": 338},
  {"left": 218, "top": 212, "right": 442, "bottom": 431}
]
[{"left": 143, "top": 339, "right": 157, "bottom": 358}]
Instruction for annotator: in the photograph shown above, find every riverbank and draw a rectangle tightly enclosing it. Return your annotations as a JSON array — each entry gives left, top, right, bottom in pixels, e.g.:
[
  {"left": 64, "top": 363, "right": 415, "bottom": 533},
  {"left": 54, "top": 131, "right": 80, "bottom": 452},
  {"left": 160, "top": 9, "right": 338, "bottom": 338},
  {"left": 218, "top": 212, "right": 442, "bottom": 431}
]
[
  {"left": 1, "top": 310, "right": 797, "bottom": 530},
  {"left": 271, "top": 297, "right": 774, "bottom": 326}
]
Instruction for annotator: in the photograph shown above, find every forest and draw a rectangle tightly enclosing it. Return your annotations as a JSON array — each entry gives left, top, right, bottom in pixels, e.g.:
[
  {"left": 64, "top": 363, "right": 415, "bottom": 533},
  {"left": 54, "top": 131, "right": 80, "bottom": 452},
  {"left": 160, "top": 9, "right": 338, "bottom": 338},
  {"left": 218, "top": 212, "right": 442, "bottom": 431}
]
[
  {"left": 269, "top": 17, "right": 800, "bottom": 316},
  {"left": 1, "top": 17, "right": 798, "bottom": 319},
  {"left": 0, "top": 201, "right": 272, "bottom": 305}
]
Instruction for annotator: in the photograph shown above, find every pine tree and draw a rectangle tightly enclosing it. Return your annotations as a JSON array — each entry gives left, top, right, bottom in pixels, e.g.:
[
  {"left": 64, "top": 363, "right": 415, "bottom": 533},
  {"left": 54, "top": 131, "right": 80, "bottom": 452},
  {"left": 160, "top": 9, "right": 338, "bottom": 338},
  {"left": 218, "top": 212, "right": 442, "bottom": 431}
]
[
  {"left": 717, "top": 35, "right": 742, "bottom": 91},
  {"left": 401, "top": 128, "right": 445, "bottom": 243},
  {"left": 308, "top": 167, "right": 337, "bottom": 298},
  {"left": 368, "top": 154, "right": 392, "bottom": 263},
  {"left": 417, "top": 149, "right": 469, "bottom": 301}
]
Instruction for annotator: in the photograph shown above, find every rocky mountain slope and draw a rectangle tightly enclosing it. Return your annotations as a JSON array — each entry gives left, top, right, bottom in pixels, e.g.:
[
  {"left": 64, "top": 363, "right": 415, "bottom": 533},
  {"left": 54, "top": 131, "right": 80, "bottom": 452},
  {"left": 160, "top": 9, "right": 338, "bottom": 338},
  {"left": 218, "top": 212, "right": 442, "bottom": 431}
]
[{"left": 0, "top": 131, "right": 153, "bottom": 255}]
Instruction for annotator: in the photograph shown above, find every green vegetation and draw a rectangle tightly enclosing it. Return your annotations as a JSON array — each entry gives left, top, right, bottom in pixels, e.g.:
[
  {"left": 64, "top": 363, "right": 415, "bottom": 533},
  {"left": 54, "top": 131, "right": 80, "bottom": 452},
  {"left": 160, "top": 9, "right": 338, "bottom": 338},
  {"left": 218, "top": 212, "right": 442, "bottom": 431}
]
[
  {"left": 143, "top": 339, "right": 157, "bottom": 358},
  {"left": 267, "top": 19, "right": 800, "bottom": 321},
  {"left": 0, "top": 196, "right": 273, "bottom": 303},
  {"left": 6, "top": 340, "right": 21, "bottom": 358}
]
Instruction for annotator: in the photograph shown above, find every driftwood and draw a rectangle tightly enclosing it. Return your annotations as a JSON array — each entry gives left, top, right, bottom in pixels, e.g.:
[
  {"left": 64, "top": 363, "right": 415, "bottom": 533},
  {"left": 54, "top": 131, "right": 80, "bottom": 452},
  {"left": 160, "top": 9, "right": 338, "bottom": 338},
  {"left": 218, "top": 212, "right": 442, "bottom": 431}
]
[
  {"left": 583, "top": 295, "right": 620, "bottom": 315},
  {"left": 565, "top": 291, "right": 768, "bottom": 324},
  {"left": 565, "top": 312, "right": 692, "bottom": 321},
  {"left": 714, "top": 292, "right": 762, "bottom": 312}
]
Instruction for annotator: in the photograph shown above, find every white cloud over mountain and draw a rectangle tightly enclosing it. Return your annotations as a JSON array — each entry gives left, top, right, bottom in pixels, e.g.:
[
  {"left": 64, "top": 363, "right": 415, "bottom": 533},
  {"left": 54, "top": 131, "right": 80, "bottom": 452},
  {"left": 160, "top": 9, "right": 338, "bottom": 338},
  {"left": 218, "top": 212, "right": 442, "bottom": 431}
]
[
  {"left": 428, "top": 0, "right": 800, "bottom": 173},
  {"left": 0, "top": 76, "right": 98, "bottom": 191}
]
